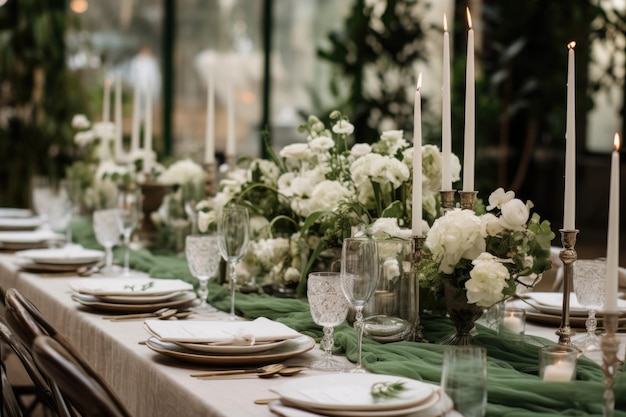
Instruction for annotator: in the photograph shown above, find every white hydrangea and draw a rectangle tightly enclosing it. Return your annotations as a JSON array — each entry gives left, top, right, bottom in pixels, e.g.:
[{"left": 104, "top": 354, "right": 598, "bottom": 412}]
[
  {"left": 158, "top": 158, "right": 204, "bottom": 186},
  {"left": 465, "top": 252, "right": 511, "bottom": 307},
  {"left": 425, "top": 209, "right": 485, "bottom": 274}
]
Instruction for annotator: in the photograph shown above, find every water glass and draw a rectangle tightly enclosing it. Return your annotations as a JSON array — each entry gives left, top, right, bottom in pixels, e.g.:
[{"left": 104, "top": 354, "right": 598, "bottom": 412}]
[
  {"left": 441, "top": 346, "right": 487, "bottom": 417},
  {"left": 185, "top": 234, "right": 221, "bottom": 313},
  {"left": 573, "top": 259, "right": 606, "bottom": 352},
  {"left": 93, "top": 209, "right": 121, "bottom": 276},
  {"left": 116, "top": 187, "right": 142, "bottom": 276}
]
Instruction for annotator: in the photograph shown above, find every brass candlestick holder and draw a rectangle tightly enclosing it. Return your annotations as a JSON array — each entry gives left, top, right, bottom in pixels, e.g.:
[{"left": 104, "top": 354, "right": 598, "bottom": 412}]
[
  {"left": 459, "top": 191, "right": 478, "bottom": 211},
  {"left": 203, "top": 161, "right": 218, "bottom": 197},
  {"left": 602, "top": 311, "right": 620, "bottom": 417},
  {"left": 601, "top": 312, "right": 620, "bottom": 417},
  {"left": 225, "top": 154, "right": 237, "bottom": 171},
  {"left": 556, "top": 229, "right": 578, "bottom": 347},
  {"left": 439, "top": 190, "right": 456, "bottom": 216},
  {"left": 412, "top": 235, "right": 428, "bottom": 343}
]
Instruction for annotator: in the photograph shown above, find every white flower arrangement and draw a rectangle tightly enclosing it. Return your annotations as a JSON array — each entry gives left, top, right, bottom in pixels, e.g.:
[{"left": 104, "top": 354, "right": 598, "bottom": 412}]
[
  {"left": 197, "top": 111, "right": 459, "bottom": 292},
  {"left": 422, "top": 188, "right": 555, "bottom": 308}
]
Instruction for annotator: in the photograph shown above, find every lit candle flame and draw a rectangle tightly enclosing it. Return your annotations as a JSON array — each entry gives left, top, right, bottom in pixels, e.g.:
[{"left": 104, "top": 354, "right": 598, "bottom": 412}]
[
  {"left": 416, "top": 73, "right": 422, "bottom": 92},
  {"left": 614, "top": 132, "right": 621, "bottom": 151},
  {"left": 444, "top": 14, "right": 448, "bottom": 32},
  {"left": 567, "top": 41, "right": 576, "bottom": 50},
  {"left": 466, "top": 7, "right": 472, "bottom": 30}
]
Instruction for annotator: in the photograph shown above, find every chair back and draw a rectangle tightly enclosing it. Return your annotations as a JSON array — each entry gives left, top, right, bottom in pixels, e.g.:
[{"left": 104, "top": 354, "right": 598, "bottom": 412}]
[
  {"left": 32, "top": 336, "right": 132, "bottom": 417},
  {"left": 1, "top": 356, "right": 23, "bottom": 417}
]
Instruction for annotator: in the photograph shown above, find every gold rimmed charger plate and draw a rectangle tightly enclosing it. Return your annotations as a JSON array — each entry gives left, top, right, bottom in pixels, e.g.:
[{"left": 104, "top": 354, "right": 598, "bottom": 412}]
[
  {"left": 18, "top": 260, "right": 97, "bottom": 274},
  {"left": 145, "top": 335, "right": 315, "bottom": 365},
  {"left": 174, "top": 339, "right": 289, "bottom": 354},
  {"left": 71, "top": 291, "right": 196, "bottom": 313}
]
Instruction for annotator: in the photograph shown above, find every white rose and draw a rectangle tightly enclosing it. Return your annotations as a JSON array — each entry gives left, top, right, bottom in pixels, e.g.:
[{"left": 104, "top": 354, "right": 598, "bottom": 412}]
[
  {"left": 307, "top": 180, "right": 351, "bottom": 212},
  {"left": 350, "top": 143, "right": 372, "bottom": 157},
  {"left": 465, "top": 252, "right": 510, "bottom": 307},
  {"left": 197, "top": 210, "right": 216, "bottom": 233},
  {"left": 480, "top": 213, "right": 504, "bottom": 237},
  {"left": 280, "top": 143, "right": 311, "bottom": 160},
  {"left": 284, "top": 267, "right": 301, "bottom": 283},
  {"left": 499, "top": 199, "right": 530, "bottom": 230},
  {"left": 158, "top": 158, "right": 204, "bottom": 185},
  {"left": 370, "top": 218, "right": 411, "bottom": 240},
  {"left": 74, "top": 130, "right": 95, "bottom": 146},
  {"left": 487, "top": 187, "right": 515, "bottom": 211},
  {"left": 309, "top": 136, "right": 334, "bottom": 152},
  {"left": 382, "top": 258, "right": 401, "bottom": 280},
  {"left": 332, "top": 119, "right": 355, "bottom": 135},
  {"left": 71, "top": 114, "right": 90, "bottom": 129},
  {"left": 92, "top": 121, "right": 116, "bottom": 141}
]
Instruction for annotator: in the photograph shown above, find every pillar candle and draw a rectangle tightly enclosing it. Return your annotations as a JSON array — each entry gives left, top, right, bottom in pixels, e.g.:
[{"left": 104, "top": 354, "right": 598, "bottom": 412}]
[
  {"left": 412, "top": 73, "right": 423, "bottom": 236},
  {"left": 143, "top": 86, "right": 153, "bottom": 174},
  {"left": 113, "top": 75, "right": 124, "bottom": 162},
  {"left": 226, "top": 83, "right": 236, "bottom": 158},
  {"left": 605, "top": 133, "right": 620, "bottom": 312},
  {"left": 204, "top": 68, "right": 216, "bottom": 164},
  {"left": 102, "top": 78, "right": 112, "bottom": 122},
  {"left": 563, "top": 42, "right": 576, "bottom": 230},
  {"left": 441, "top": 15, "right": 452, "bottom": 191},
  {"left": 130, "top": 82, "right": 141, "bottom": 152},
  {"left": 463, "top": 8, "right": 475, "bottom": 192}
]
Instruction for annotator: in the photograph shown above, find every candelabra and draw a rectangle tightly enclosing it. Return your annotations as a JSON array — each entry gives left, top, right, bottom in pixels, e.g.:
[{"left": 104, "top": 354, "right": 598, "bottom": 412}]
[
  {"left": 459, "top": 191, "right": 478, "bottom": 211},
  {"left": 439, "top": 190, "right": 456, "bottom": 216},
  {"left": 601, "top": 312, "right": 621, "bottom": 417},
  {"left": 556, "top": 229, "right": 578, "bottom": 347},
  {"left": 203, "top": 162, "right": 218, "bottom": 197},
  {"left": 412, "top": 235, "right": 428, "bottom": 343}
]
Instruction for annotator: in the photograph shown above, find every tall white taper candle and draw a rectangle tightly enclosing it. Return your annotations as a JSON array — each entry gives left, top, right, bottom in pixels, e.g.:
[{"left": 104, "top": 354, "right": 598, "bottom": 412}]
[
  {"left": 463, "top": 8, "right": 475, "bottom": 192},
  {"left": 412, "top": 73, "right": 423, "bottom": 236}
]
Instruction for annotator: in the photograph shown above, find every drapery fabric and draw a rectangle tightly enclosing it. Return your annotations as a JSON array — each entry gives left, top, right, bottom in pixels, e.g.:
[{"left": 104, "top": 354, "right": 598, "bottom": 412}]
[{"left": 73, "top": 219, "right": 626, "bottom": 417}]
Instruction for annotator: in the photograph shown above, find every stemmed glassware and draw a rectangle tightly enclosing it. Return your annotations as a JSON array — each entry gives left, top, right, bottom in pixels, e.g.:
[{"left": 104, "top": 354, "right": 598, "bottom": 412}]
[
  {"left": 115, "top": 187, "right": 142, "bottom": 276},
  {"left": 572, "top": 259, "right": 606, "bottom": 352},
  {"left": 185, "top": 234, "right": 221, "bottom": 313},
  {"left": 217, "top": 205, "right": 250, "bottom": 320},
  {"left": 340, "top": 237, "right": 378, "bottom": 373},
  {"left": 93, "top": 192, "right": 121, "bottom": 276},
  {"left": 307, "top": 272, "right": 350, "bottom": 371}
]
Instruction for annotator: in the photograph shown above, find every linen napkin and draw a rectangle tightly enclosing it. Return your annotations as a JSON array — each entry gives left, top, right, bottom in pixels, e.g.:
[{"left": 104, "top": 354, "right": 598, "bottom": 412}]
[
  {"left": 68, "top": 277, "right": 193, "bottom": 296},
  {"left": 143, "top": 317, "right": 302, "bottom": 343}
]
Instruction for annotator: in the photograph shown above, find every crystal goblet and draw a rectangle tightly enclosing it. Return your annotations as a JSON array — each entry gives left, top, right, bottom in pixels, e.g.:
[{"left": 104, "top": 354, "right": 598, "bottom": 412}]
[
  {"left": 185, "top": 234, "right": 221, "bottom": 313},
  {"left": 307, "top": 272, "right": 350, "bottom": 371},
  {"left": 572, "top": 259, "right": 606, "bottom": 352},
  {"left": 93, "top": 208, "right": 121, "bottom": 276}
]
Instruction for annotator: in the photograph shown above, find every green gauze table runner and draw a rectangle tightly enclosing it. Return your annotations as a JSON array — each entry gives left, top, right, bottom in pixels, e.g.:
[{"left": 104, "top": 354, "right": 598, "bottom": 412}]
[{"left": 72, "top": 219, "right": 626, "bottom": 417}]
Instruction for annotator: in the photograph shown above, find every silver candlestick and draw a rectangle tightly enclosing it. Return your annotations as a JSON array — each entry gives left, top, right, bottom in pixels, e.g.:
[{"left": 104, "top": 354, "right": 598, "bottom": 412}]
[
  {"left": 601, "top": 311, "right": 620, "bottom": 417},
  {"left": 556, "top": 229, "right": 578, "bottom": 347},
  {"left": 412, "top": 235, "right": 428, "bottom": 343},
  {"left": 439, "top": 190, "right": 456, "bottom": 216},
  {"left": 203, "top": 161, "right": 218, "bottom": 197},
  {"left": 459, "top": 191, "right": 478, "bottom": 211}
]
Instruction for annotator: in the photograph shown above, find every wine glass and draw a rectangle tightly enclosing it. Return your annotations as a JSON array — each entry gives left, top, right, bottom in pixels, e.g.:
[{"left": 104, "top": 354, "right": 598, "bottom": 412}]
[
  {"left": 182, "top": 180, "right": 205, "bottom": 235},
  {"left": 185, "top": 234, "right": 221, "bottom": 313},
  {"left": 572, "top": 259, "right": 606, "bottom": 352},
  {"left": 115, "top": 187, "right": 142, "bottom": 276},
  {"left": 307, "top": 272, "right": 350, "bottom": 371},
  {"left": 217, "top": 205, "right": 250, "bottom": 320},
  {"left": 93, "top": 208, "right": 121, "bottom": 276},
  {"left": 340, "top": 237, "right": 378, "bottom": 373},
  {"left": 45, "top": 181, "right": 72, "bottom": 246}
]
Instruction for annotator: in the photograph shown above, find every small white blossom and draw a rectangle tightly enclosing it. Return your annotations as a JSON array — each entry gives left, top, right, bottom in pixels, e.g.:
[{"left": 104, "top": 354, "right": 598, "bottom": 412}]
[
  {"left": 280, "top": 143, "right": 311, "bottom": 160},
  {"left": 332, "top": 119, "right": 355, "bottom": 135},
  {"left": 487, "top": 187, "right": 515, "bottom": 211},
  {"left": 309, "top": 136, "right": 334, "bottom": 152},
  {"left": 465, "top": 252, "right": 510, "bottom": 307},
  {"left": 158, "top": 158, "right": 204, "bottom": 186},
  {"left": 72, "top": 114, "right": 91, "bottom": 129}
]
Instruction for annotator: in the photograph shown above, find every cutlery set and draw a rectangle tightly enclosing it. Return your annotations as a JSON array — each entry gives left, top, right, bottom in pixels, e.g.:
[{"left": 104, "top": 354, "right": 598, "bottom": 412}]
[
  {"left": 102, "top": 308, "right": 193, "bottom": 321},
  {"left": 190, "top": 363, "right": 307, "bottom": 379}
]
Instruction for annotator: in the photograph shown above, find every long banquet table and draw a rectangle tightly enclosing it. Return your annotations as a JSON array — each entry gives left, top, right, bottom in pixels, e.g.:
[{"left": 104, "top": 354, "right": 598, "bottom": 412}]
[{"left": 0, "top": 242, "right": 625, "bottom": 417}]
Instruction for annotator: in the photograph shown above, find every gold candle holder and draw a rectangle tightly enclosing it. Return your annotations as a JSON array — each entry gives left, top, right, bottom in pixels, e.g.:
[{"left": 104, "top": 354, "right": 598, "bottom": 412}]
[
  {"left": 203, "top": 161, "right": 218, "bottom": 197},
  {"left": 412, "top": 235, "right": 428, "bottom": 343},
  {"left": 439, "top": 190, "right": 456, "bottom": 216},
  {"left": 459, "top": 191, "right": 478, "bottom": 211},
  {"left": 556, "top": 229, "right": 579, "bottom": 347},
  {"left": 601, "top": 312, "right": 621, "bottom": 417}
]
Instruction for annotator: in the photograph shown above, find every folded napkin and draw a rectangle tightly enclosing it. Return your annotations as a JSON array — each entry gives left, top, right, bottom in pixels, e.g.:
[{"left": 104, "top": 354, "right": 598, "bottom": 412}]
[
  {"left": 144, "top": 317, "right": 302, "bottom": 343},
  {"left": 68, "top": 277, "right": 193, "bottom": 296}
]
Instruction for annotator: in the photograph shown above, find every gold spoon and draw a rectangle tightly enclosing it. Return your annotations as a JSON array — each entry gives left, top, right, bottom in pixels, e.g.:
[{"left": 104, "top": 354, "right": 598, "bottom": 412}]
[{"left": 190, "top": 363, "right": 284, "bottom": 378}]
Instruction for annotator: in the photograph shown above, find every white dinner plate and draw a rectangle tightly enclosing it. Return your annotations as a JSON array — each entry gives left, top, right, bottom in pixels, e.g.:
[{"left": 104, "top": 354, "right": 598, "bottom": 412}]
[
  {"left": 145, "top": 335, "right": 315, "bottom": 366},
  {"left": 17, "top": 248, "right": 105, "bottom": 265},
  {"left": 94, "top": 291, "right": 186, "bottom": 304},
  {"left": 0, "top": 230, "right": 63, "bottom": 244},
  {"left": 71, "top": 291, "right": 196, "bottom": 313},
  {"left": 272, "top": 387, "right": 447, "bottom": 417},
  {"left": 173, "top": 338, "right": 289, "bottom": 354},
  {"left": 507, "top": 299, "right": 626, "bottom": 327},
  {"left": 0, "top": 216, "right": 44, "bottom": 231},
  {"left": 525, "top": 292, "right": 626, "bottom": 317},
  {"left": 270, "top": 374, "right": 435, "bottom": 413},
  {"left": 69, "top": 277, "right": 193, "bottom": 296},
  {"left": 0, "top": 208, "right": 33, "bottom": 218}
]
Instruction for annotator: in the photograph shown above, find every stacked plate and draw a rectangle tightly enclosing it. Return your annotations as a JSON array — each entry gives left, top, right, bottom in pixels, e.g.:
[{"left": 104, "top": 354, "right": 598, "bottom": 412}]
[
  {"left": 0, "top": 230, "right": 63, "bottom": 251},
  {"left": 268, "top": 374, "right": 452, "bottom": 417},
  {"left": 512, "top": 292, "right": 626, "bottom": 327},
  {"left": 69, "top": 277, "right": 196, "bottom": 313},
  {"left": 0, "top": 208, "right": 45, "bottom": 231},
  {"left": 143, "top": 317, "right": 315, "bottom": 365},
  {"left": 16, "top": 247, "right": 104, "bottom": 273}
]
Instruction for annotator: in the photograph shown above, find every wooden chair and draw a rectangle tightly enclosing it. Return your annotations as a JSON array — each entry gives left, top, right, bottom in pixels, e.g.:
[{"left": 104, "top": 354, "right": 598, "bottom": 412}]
[
  {"left": 3, "top": 289, "right": 131, "bottom": 417},
  {"left": 0, "top": 316, "right": 57, "bottom": 416},
  {"left": 32, "top": 336, "right": 131, "bottom": 417}
]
